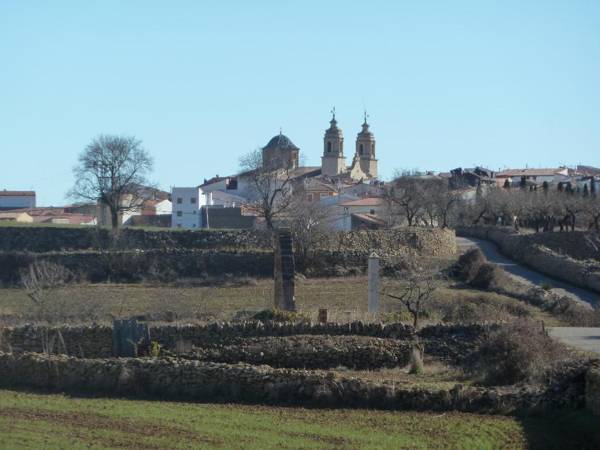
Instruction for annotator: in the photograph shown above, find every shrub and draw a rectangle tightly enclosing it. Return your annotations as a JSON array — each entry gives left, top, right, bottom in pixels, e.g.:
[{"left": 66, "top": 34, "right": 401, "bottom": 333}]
[
  {"left": 470, "top": 320, "right": 569, "bottom": 385},
  {"left": 436, "top": 296, "right": 531, "bottom": 323},
  {"left": 468, "top": 263, "right": 509, "bottom": 290},
  {"left": 454, "top": 249, "right": 486, "bottom": 283}
]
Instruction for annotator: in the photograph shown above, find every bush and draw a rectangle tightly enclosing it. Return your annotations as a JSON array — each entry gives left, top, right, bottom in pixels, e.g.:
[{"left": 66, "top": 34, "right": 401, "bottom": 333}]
[
  {"left": 470, "top": 320, "right": 569, "bottom": 385},
  {"left": 454, "top": 249, "right": 486, "bottom": 283},
  {"left": 468, "top": 263, "right": 509, "bottom": 290},
  {"left": 436, "top": 296, "right": 531, "bottom": 323},
  {"left": 453, "top": 248, "right": 510, "bottom": 290}
]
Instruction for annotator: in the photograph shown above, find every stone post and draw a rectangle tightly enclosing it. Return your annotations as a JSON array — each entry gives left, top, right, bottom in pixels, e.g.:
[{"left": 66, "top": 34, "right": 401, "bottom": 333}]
[
  {"left": 368, "top": 252, "right": 380, "bottom": 313},
  {"left": 274, "top": 229, "right": 296, "bottom": 311}
]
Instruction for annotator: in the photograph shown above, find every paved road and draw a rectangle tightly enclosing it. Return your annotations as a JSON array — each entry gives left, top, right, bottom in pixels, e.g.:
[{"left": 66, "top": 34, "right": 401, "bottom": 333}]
[
  {"left": 456, "top": 236, "right": 600, "bottom": 308},
  {"left": 548, "top": 327, "right": 600, "bottom": 354}
]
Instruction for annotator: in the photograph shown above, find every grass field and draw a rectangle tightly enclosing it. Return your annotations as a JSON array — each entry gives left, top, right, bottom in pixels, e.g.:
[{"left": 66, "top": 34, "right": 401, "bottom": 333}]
[
  {"left": 0, "top": 277, "right": 560, "bottom": 325},
  {"left": 1, "top": 389, "right": 598, "bottom": 450}
]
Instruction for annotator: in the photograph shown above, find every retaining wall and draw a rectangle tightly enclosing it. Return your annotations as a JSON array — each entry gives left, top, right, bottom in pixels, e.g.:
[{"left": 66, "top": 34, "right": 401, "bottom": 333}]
[
  {"left": 0, "top": 226, "right": 457, "bottom": 256},
  {"left": 587, "top": 361, "right": 600, "bottom": 416},
  {"left": 0, "top": 322, "right": 487, "bottom": 363},
  {"left": 0, "top": 351, "right": 582, "bottom": 415}
]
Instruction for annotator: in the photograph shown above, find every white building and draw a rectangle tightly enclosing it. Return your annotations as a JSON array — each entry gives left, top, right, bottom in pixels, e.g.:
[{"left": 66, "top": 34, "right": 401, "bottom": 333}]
[
  {"left": 0, "top": 190, "right": 36, "bottom": 209},
  {"left": 327, "top": 197, "right": 386, "bottom": 231},
  {"left": 171, "top": 187, "right": 205, "bottom": 229}
]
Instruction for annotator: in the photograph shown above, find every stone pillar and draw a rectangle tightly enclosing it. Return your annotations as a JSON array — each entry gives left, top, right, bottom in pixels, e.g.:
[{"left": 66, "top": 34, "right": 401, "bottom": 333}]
[
  {"left": 368, "top": 252, "right": 380, "bottom": 313},
  {"left": 274, "top": 229, "right": 296, "bottom": 311}
]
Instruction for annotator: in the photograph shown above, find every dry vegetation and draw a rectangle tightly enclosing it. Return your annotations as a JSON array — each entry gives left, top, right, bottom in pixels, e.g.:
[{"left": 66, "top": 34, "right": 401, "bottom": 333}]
[{"left": 0, "top": 276, "right": 560, "bottom": 326}]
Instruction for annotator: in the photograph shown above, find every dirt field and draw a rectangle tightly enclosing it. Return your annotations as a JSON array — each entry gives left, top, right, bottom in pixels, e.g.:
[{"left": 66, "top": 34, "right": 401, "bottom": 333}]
[{"left": 0, "top": 277, "right": 560, "bottom": 325}]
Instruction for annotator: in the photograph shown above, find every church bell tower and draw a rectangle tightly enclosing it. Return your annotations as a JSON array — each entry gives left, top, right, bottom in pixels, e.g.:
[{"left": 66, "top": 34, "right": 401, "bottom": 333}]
[
  {"left": 321, "top": 108, "right": 347, "bottom": 177},
  {"left": 355, "top": 111, "right": 378, "bottom": 178}
]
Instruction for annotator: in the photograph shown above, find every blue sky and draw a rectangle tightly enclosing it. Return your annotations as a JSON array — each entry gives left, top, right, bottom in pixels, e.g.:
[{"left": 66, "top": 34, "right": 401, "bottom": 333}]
[{"left": 1, "top": 1, "right": 599, "bottom": 205}]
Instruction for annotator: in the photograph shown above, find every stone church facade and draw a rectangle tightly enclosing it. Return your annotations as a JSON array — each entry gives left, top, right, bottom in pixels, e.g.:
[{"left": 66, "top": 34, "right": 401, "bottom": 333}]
[{"left": 263, "top": 111, "right": 378, "bottom": 182}]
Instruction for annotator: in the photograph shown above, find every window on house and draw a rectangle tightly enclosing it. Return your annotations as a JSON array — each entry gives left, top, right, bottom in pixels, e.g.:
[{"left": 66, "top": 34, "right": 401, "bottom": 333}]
[
  {"left": 359, "top": 144, "right": 364, "bottom": 155},
  {"left": 327, "top": 142, "right": 332, "bottom": 152},
  {"left": 177, "top": 211, "right": 182, "bottom": 217},
  {"left": 370, "top": 209, "right": 375, "bottom": 215},
  {"left": 307, "top": 193, "right": 313, "bottom": 202},
  {"left": 226, "top": 177, "right": 238, "bottom": 190},
  {"left": 177, "top": 197, "right": 182, "bottom": 204},
  {"left": 190, "top": 197, "right": 196, "bottom": 204}
]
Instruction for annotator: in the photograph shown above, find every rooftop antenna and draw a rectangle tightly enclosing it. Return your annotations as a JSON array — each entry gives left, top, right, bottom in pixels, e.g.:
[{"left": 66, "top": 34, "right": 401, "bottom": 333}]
[
  {"left": 331, "top": 106, "right": 336, "bottom": 120},
  {"left": 279, "top": 126, "right": 282, "bottom": 136},
  {"left": 363, "top": 109, "right": 369, "bottom": 124}
]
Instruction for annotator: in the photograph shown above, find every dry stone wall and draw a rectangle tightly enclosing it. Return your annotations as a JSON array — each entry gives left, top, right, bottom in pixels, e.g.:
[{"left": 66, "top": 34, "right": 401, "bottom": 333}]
[
  {"left": 185, "top": 335, "right": 412, "bottom": 369},
  {"left": 0, "top": 226, "right": 456, "bottom": 284},
  {"left": 456, "top": 226, "right": 600, "bottom": 295},
  {"left": 0, "top": 351, "right": 586, "bottom": 414},
  {"left": 587, "top": 361, "right": 600, "bottom": 416},
  {"left": 1, "top": 322, "right": 491, "bottom": 366}
]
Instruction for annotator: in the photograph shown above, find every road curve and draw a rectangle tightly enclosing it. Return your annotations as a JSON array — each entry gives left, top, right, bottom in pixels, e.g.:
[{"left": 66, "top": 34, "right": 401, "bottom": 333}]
[{"left": 456, "top": 236, "right": 600, "bottom": 309}]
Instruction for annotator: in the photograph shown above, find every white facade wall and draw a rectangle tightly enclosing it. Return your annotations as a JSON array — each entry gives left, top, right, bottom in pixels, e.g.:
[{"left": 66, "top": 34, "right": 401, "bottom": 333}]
[
  {"left": 155, "top": 199, "right": 172, "bottom": 215},
  {"left": 333, "top": 204, "right": 386, "bottom": 231},
  {"left": 171, "top": 187, "right": 205, "bottom": 229}
]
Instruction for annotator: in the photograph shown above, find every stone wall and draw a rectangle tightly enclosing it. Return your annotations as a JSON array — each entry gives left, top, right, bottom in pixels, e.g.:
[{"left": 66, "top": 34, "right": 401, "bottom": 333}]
[
  {"left": 0, "top": 322, "right": 490, "bottom": 365},
  {"left": 0, "top": 250, "right": 273, "bottom": 285},
  {"left": 187, "top": 335, "right": 412, "bottom": 369},
  {"left": 312, "top": 228, "right": 457, "bottom": 259},
  {"left": 456, "top": 226, "right": 600, "bottom": 295},
  {"left": 0, "top": 351, "right": 586, "bottom": 414},
  {"left": 0, "top": 227, "right": 456, "bottom": 284},
  {"left": 0, "top": 227, "right": 272, "bottom": 253},
  {"left": 587, "top": 361, "right": 600, "bottom": 416},
  {"left": 0, "top": 226, "right": 456, "bottom": 256}
]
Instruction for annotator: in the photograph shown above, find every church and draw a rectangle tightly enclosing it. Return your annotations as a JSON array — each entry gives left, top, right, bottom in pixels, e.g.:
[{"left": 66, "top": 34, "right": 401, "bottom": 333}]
[{"left": 261, "top": 110, "right": 378, "bottom": 182}]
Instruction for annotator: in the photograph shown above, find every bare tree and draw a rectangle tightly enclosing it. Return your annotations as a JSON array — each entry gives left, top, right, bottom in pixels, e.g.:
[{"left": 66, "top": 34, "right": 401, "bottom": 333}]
[
  {"left": 384, "top": 176, "right": 427, "bottom": 226},
  {"left": 583, "top": 194, "right": 600, "bottom": 230},
  {"left": 70, "top": 134, "right": 154, "bottom": 231},
  {"left": 239, "top": 149, "right": 294, "bottom": 229},
  {"left": 284, "top": 188, "right": 333, "bottom": 267},
  {"left": 20, "top": 260, "right": 71, "bottom": 354},
  {"left": 384, "top": 270, "right": 439, "bottom": 328}
]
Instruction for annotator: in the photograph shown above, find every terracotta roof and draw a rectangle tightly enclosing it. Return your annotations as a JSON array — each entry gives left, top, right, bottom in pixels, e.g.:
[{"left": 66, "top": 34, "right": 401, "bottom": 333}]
[
  {"left": 0, "top": 191, "right": 35, "bottom": 197},
  {"left": 338, "top": 197, "right": 383, "bottom": 207}
]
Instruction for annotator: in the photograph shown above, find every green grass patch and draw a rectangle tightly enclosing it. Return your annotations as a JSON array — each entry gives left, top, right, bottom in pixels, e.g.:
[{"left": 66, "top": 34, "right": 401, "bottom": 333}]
[{"left": 0, "top": 389, "right": 558, "bottom": 449}]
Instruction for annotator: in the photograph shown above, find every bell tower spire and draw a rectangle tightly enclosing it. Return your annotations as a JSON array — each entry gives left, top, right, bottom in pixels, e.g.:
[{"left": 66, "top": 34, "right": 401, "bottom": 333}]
[
  {"left": 355, "top": 112, "right": 378, "bottom": 178},
  {"left": 321, "top": 107, "right": 346, "bottom": 176}
]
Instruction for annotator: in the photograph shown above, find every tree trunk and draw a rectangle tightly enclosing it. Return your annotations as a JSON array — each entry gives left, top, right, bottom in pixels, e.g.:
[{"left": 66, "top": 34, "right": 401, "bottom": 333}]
[
  {"left": 412, "top": 312, "right": 419, "bottom": 329},
  {"left": 110, "top": 208, "right": 120, "bottom": 231}
]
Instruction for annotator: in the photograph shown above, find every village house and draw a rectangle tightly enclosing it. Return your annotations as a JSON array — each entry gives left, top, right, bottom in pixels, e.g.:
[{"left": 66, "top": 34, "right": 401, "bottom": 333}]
[
  {"left": 0, "top": 211, "right": 34, "bottom": 223},
  {"left": 495, "top": 168, "right": 570, "bottom": 187},
  {"left": 0, "top": 190, "right": 36, "bottom": 210}
]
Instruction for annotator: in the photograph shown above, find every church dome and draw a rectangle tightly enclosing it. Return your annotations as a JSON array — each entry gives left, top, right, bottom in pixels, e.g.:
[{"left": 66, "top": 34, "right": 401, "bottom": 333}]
[{"left": 263, "top": 134, "right": 299, "bottom": 151}]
